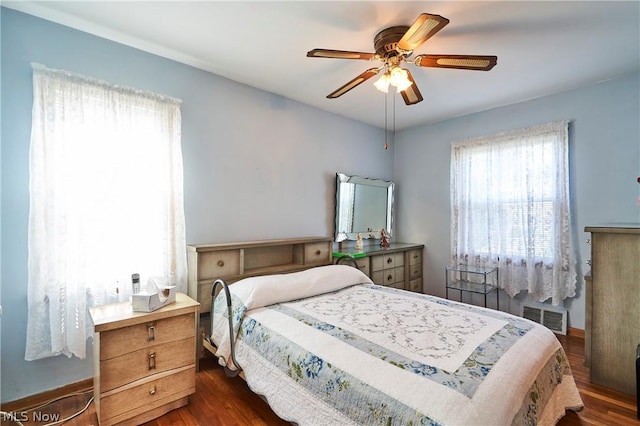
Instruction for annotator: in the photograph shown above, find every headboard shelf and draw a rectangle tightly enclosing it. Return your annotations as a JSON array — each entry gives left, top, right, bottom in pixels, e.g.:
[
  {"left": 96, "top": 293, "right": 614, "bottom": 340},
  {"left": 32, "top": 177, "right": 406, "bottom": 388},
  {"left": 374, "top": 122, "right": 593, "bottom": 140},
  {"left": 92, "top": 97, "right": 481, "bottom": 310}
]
[
  {"left": 188, "top": 236, "right": 334, "bottom": 251},
  {"left": 187, "top": 237, "right": 334, "bottom": 362},
  {"left": 187, "top": 237, "right": 333, "bottom": 309}
]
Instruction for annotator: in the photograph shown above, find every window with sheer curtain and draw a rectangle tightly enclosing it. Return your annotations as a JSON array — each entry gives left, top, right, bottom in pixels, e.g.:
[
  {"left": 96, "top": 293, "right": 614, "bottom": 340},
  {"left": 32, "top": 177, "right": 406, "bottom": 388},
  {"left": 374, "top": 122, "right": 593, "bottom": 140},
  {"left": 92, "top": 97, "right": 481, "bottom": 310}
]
[
  {"left": 25, "top": 64, "right": 187, "bottom": 360},
  {"left": 450, "top": 121, "right": 576, "bottom": 305}
]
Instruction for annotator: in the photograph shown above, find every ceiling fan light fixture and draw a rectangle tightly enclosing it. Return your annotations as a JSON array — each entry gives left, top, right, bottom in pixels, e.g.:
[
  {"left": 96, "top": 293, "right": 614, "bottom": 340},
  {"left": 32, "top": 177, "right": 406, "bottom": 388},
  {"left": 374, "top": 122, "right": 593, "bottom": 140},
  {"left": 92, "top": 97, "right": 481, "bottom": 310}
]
[
  {"left": 395, "top": 81, "right": 412, "bottom": 93},
  {"left": 389, "top": 66, "right": 412, "bottom": 92},
  {"left": 374, "top": 73, "right": 391, "bottom": 93}
]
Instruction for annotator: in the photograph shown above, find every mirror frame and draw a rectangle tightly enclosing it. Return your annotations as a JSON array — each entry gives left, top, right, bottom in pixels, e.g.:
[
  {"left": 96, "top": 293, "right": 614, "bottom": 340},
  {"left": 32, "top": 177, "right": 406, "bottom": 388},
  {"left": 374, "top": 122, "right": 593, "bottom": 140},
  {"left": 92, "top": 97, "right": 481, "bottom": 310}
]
[{"left": 334, "top": 172, "right": 395, "bottom": 242}]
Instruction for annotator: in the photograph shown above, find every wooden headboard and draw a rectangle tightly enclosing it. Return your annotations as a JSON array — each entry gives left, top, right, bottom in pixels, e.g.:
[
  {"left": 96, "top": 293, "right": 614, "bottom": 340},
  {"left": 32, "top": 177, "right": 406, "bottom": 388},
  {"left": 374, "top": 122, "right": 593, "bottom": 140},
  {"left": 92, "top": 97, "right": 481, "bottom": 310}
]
[
  {"left": 187, "top": 237, "right": 333, "bottom": 364},
  {"left": 186, "top": 237, "right": 333, "bottom": 310}
]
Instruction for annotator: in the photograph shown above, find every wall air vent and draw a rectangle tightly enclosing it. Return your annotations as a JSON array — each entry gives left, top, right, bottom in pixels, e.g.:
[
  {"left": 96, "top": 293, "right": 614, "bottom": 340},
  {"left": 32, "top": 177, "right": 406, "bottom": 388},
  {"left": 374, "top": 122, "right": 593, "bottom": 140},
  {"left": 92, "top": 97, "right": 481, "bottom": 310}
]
[{"left": 522, "top": 303, "right": 567, "bottom": 335}]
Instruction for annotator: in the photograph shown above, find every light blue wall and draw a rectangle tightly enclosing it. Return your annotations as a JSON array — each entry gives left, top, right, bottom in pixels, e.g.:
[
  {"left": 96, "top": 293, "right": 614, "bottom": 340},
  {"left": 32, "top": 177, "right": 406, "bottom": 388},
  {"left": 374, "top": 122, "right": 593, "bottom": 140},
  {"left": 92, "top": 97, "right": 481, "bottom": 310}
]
[
  {"left": 0, "top": 8, "right": 392, "bottom": 403},
  {"left": 394, "top": 72, "right": 640, "bottom": 329}
]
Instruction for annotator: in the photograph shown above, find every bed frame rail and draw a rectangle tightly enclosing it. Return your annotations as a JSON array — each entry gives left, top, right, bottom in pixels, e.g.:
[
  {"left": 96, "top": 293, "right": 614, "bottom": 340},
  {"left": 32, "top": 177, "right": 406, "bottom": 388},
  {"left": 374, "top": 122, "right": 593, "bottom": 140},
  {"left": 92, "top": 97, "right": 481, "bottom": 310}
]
[
  {"left": 207, "top": 278, "right": 241, "bottom": 377},
  {"left": 335, "top": 255, "right": 359, "bottom": 268}
]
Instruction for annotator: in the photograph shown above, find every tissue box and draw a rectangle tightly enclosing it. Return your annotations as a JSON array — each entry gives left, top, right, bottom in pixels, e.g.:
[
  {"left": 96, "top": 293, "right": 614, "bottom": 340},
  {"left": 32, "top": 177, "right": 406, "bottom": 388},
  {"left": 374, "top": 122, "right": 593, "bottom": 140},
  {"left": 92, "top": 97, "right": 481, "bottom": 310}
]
[{"left": 132, "top": 286, "right": 176, "bottom": 312}]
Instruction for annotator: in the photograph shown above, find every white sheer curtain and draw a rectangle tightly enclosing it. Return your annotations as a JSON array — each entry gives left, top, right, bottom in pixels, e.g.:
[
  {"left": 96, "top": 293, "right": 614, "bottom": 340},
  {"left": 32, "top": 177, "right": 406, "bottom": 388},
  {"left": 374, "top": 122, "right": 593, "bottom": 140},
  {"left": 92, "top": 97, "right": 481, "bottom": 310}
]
[
  {"left": 26, "top": 64, "right": 187, "bottom": 360},
  {"left": 450, "top": 121, "right": 576, "bottom": 305}
]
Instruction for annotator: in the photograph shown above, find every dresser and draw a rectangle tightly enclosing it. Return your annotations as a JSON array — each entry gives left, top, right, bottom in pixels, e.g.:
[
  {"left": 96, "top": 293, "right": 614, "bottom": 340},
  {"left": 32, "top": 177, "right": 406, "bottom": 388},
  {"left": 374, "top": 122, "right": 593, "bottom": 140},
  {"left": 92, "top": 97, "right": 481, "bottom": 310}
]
[
  {"left": 89, "top": 292, "right": 200, "bottom": 425},
  {"left": 584, "top": 225, "right": 640, "bottom": 396},
  {"left": 333, "top": 242, "right": 424, "bottom": 292}
]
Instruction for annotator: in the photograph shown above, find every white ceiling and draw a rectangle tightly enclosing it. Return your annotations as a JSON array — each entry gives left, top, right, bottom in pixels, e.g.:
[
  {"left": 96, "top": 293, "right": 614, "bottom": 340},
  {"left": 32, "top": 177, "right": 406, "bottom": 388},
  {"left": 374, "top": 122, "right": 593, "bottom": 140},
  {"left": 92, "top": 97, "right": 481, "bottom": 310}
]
[{"left": 5, "top": 1, "right": 640, "bottom": 130}]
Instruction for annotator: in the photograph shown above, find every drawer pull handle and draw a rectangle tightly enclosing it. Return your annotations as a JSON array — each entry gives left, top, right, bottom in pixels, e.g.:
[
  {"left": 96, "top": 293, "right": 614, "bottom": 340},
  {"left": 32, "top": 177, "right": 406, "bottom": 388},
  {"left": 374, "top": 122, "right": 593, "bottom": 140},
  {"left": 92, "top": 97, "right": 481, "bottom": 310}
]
[
  {"left": 387, "top": 257, "right": 392, "bottom": 264},
  {"left": 149, "top": 386, "right": 157, "bottom": 395},
  {"left": 148, "top": 352, "right": 156, "bottom": 370},
  {"left": 387, "top": 274, "right": 393, "bottom": 281},
  {"left": 217, "top": 260, "right": 225, "bottom": 267},
  {"left": 315, "top": 250, "right": 321, "bottom": 255},
  {"left": 147, "top": 324, "right": 156, "bottom": 342}
]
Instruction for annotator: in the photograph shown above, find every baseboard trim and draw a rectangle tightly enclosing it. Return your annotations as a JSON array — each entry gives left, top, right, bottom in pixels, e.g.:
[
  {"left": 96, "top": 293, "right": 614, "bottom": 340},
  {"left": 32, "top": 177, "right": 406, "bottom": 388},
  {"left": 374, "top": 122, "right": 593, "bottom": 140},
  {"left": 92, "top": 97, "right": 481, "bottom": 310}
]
[
  {"left": 1, "top": 378, "right": 93, "bottom": 412},
  {"left": 568, "top": 327, "right": 585, "bottom": 339}
]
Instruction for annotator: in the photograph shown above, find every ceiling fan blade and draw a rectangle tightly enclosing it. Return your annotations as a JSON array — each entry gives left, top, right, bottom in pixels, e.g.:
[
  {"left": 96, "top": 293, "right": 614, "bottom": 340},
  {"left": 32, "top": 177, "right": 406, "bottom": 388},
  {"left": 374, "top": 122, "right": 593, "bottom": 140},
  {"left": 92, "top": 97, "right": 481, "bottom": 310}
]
[
  {"left": 397, "top": 13, "right": 449, "bottom": 52},
  {"left": 327, "top": 68, "right": 380, "bottom": 99},
  {"left": 414, "top": 54, "right": 498, "bottom": 71},
  {"left": 400, "top": 70, "right": 423, "bottom": 105},
  {"left": 307, "top": 49, "right": 376, "bottom": 60}
]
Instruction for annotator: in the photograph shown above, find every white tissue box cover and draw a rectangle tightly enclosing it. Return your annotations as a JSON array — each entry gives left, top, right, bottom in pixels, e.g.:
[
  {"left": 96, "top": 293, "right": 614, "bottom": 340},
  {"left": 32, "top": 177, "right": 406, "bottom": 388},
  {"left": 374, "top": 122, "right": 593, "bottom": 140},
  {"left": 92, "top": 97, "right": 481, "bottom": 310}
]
[{"left": 131, "top": 286, "right": 176, "bottom": 312}]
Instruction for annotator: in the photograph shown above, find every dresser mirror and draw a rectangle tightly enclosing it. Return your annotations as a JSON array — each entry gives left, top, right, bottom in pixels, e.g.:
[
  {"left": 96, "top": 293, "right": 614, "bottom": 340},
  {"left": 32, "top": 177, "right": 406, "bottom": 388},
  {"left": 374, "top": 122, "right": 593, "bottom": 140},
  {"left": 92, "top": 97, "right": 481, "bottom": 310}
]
[{"left": 334, "top": 172, "right": 394, "bottom": 242}]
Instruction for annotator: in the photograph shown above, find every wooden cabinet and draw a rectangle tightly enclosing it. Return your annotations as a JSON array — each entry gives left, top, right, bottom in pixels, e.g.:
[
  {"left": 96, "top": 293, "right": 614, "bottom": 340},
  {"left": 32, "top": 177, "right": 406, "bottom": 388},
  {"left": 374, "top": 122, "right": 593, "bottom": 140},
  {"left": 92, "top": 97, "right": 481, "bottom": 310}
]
[
  {"left": 333, "top": 242, "right": 425, "bottom": 292},
  {"left": 89, "top": 293, "right": 200, "bottom": 425},
  {"left": 585, "top": 225, "right": 640, "bottom": 395},
  {"left": 187, "top": 237, "right": 333, "bottom": 309}
]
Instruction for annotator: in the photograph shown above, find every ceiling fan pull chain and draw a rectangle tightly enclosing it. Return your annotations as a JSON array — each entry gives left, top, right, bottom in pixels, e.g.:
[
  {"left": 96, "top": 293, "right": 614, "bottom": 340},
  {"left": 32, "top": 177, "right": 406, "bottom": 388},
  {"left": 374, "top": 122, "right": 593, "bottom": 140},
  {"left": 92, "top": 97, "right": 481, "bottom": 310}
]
[
  {"left": 384, "top": 91, "right": 388, "bottom": 150},
  {"left": 392, "top": 93, "right": 396, "bottom": 146}
]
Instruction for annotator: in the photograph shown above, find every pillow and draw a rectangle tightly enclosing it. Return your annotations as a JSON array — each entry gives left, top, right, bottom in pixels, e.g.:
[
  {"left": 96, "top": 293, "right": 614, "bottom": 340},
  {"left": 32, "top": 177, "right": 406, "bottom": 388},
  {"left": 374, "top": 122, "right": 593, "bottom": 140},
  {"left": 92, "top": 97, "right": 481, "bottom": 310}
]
[
  {"left": 230, "top": 264, "right": 373, "bottom": 311},
  {"left": 211, "top": 264, "right": 372, "bottom": 369}
]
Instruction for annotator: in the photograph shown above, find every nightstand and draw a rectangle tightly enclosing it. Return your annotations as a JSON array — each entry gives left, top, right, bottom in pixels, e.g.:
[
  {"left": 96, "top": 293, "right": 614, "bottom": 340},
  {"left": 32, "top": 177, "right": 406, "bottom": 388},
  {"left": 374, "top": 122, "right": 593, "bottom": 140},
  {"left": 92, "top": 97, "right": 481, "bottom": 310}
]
[{"left": 89, "top": 292, "right": 199, "bottom": 425}]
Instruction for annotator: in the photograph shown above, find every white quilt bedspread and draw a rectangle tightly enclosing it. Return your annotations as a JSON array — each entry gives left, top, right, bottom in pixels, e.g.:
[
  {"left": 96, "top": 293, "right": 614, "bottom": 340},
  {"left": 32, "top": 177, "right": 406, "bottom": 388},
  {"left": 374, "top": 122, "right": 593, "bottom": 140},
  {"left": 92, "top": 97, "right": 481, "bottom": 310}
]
[{"left": 211, "top": 266, "right": 583, "bottom": 425}]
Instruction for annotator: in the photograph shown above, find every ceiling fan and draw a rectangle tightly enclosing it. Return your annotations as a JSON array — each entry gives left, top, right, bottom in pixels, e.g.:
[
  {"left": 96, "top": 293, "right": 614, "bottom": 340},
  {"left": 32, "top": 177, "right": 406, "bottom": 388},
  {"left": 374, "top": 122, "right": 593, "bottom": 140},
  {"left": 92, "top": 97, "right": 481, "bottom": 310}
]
[{"left": 307, "top": 13, "right": 497, "bottom": 105}]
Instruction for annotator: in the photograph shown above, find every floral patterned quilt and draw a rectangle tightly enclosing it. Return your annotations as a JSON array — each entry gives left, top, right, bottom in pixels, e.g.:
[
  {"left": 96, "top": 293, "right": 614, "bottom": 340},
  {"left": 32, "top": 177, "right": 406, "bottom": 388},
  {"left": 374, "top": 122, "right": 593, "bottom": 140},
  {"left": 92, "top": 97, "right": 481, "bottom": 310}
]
[{"left": 210, "top": 265, "right": 583, "bottom": 426}]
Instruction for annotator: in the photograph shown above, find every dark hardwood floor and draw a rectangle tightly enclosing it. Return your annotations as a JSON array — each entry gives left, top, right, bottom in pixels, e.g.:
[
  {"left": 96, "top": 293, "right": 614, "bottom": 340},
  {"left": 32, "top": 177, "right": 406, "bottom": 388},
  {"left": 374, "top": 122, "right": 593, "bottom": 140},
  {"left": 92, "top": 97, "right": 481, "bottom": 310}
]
[{"left": 5, "top": 334, "right": 639, "bottom": 425}]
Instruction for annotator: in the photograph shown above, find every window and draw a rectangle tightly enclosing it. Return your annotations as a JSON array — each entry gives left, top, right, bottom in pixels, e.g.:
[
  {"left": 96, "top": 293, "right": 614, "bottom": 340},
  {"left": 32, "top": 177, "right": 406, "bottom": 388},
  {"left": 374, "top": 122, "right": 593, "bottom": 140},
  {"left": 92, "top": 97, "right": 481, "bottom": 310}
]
[
  {"left": 450, "top": 121, "right": 576, "bottom": 305},
  {"left": 25, "top": 64, "right": 187, "bottom": 360}
]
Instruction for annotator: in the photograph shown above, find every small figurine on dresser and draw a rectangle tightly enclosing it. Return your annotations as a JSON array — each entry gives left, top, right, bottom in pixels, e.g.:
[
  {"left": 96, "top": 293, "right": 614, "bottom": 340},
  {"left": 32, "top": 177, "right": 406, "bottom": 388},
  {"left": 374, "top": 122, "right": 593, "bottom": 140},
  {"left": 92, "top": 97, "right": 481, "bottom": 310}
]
[
  {"left": 380, "top": 228, "right": 390, "bottom": 248},
  {"left": 355, "top": 233, "right": 364, "bottom": 251}
]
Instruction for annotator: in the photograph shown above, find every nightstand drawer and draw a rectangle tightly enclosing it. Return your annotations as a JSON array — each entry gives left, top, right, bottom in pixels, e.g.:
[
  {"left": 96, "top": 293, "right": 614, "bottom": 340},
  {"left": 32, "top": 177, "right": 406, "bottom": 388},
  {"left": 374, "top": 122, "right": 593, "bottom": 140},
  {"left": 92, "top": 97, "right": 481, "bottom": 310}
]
[
  {"left": 100, "top": 337, "right": 195, "bottom": 392},
  {"left": 100, "top": 366, "right": 195, "bottom": 424},
  {"left": 100, "top": 313, "right": 195, "bottom": 360}
]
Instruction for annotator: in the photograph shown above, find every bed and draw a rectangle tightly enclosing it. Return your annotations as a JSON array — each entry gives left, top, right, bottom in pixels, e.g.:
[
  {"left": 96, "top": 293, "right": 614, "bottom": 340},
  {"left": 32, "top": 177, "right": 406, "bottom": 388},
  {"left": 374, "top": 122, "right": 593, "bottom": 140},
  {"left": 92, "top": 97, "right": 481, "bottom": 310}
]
[{"left": 206, "top": 263, "right": 583, "bottom": 425}]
